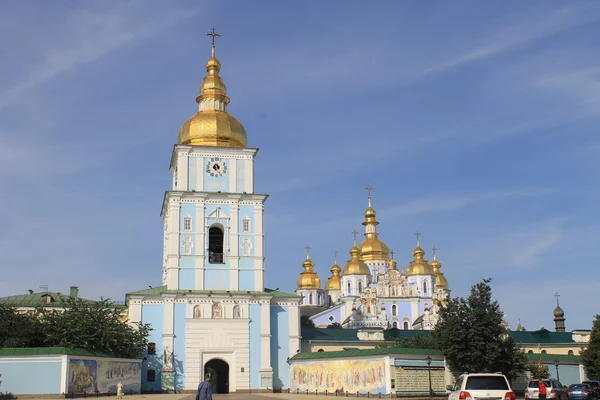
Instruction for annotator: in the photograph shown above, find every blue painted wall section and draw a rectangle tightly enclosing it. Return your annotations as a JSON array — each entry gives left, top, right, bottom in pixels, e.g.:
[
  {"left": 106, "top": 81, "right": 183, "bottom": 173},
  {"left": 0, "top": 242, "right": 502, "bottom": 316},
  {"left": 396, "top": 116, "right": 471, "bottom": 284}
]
[
  {"left": 188, "top": 157, "right": 197, "bottom": 190},
  {"left": 312, "top": 305, "right": 342, "bottom": 326},
  {"left": 205, "top": 270, "right": 230, "bottom": 290},
  {"left": 238, "top": 270, "right": 255, "bottom": 291},
  {"left": 174, "top": 303, "right": 186, "bottom": 390},
  {"left": 179, "top": 269, "right": 195, "bottom": 290},
  {"left": 0, "top": 359, "right": 62, "bottom": 394},
  {"left": 249, "top": 304, "right": 262, "bottom": 389},
  {"left": 141, "top": 304, "right": 164, "bottom": 391},
  {"left": 270, "top": 305, "right": 290, "bottom": 389},
  {"left": 236, "top": 159, "right": 245, "bottom": 192}
]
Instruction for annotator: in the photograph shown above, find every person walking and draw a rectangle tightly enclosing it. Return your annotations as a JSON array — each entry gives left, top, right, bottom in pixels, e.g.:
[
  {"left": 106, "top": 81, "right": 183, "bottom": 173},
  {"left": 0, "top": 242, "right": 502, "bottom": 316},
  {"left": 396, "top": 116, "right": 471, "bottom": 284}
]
[
  {"left": 539, "top": 380, "right": 547, "bottom": 400},
  {"left": 116, "top": 381, "right": 123, "bottom": 399},
  {"left": 196, "top": 373, "right": 213, "bottom": 400}
]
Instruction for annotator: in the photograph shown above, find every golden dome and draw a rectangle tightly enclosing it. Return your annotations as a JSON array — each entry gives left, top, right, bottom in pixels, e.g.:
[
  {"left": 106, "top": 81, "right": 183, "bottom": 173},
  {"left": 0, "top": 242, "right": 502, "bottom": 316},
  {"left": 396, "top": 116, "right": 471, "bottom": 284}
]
[
  {"left": 325, "top": 261, "right": 342, "bottom": 291},
  {"left": 430, "top": 248, "right": 449, "bottom": 289},
  {"left": 406, "top": 245, "right": 434, "bottom": 276},
  {"left": 359, "top": 197, "right": 390, "bottom": 261},
  {"left": 342, "top": 245, "right": 371, "bottom": 276},
  {"left": 297, "top": 258, "right": 321, "bottom": 290},
  {"left": 177, "top": 47, "right": 248, "bottom": 148}
]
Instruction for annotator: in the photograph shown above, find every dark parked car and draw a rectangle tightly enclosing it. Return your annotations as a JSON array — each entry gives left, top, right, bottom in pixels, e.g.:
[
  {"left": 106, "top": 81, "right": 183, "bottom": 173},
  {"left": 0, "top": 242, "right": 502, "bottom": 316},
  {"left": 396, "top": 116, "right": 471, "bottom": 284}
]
[
  {"left": 582, "top": 381, "right": 600, "bottom": 398},
  {"left": 567, "top": 384, "right": 595, "bottom": 400}
]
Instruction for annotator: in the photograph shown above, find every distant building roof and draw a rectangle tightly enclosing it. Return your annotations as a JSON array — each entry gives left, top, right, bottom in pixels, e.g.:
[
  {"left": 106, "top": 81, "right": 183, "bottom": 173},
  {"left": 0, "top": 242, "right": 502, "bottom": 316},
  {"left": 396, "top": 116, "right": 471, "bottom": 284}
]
[
  {"left": 0, "top": 290, "right": 99, "bottom": 308},
  {"left": 290, "top": 347, "right": 442, "bottom": 361},
  {"left": 126, "top": 286, "right": 298, "bottom": 299},
  {"left": 511, "top": 328, "right": 575, "bottom": 344}
]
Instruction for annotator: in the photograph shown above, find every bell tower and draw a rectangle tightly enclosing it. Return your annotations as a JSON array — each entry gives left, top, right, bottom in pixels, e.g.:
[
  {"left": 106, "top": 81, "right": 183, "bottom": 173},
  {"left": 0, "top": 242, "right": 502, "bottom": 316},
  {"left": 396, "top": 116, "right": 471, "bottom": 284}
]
[{"left": 161, "top": 30, "right": 267, "bottom": 292}]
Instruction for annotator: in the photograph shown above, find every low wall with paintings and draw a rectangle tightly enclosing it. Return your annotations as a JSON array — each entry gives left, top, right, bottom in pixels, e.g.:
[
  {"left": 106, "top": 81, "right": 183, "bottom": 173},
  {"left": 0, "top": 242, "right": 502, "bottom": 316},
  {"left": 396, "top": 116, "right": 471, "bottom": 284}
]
[
  {"left": 291, "top": 357, "right": 389, "bottom": 394},
  {"left": 68, "top": 357, "right": 142, "bottom": 394}
]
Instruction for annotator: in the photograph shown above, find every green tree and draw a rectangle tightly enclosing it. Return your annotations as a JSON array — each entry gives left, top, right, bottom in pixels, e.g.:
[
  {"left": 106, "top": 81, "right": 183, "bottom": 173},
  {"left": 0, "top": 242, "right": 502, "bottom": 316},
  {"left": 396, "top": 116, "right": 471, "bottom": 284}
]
[
  {"left": 433, "top": 279, "right": 527, "bottom": 380},
  {"left": 528, "top": 360, "right": 550, "bottom": 379},
  {"left": 377, "top": 333, "right": 437, "bottom": 349},
  {"left": 326, "top": 322, "right": 342, "bottom": 329},
  {"left": 0, "top": 305, "right": 46, "bottom": 348},
  {"left": 37, "top": 297, "right": 151, "bottom": 359},
  {"left": 300, "top": 315, "right": 315, "bottom": 328},
  {"left": 581, "top": 314, "right": 600, "bottom": 379}
]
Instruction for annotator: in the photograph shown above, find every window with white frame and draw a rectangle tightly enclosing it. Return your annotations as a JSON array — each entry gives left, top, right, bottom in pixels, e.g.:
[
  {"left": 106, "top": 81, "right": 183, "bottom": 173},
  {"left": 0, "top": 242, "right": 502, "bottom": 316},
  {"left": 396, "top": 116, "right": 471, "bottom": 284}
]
[
  {"left": 242, "top": 216, "right": 251, "bottom": 233},
  {"left": 183, "top": 215, "right": 192, "bottom": 231},
  {"left": 391, "top": 304, "right": 397, "bottom": 316}
]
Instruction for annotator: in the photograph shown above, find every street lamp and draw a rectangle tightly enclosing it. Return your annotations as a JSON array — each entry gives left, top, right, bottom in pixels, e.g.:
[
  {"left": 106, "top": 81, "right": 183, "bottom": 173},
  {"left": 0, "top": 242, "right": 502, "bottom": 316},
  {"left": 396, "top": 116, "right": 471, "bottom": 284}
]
[
  {"left": 554, "top": 360, "right": 560, "bottom": 382},
  {"left": 425, "top": 355, "right": 433, "bottom": 397}
]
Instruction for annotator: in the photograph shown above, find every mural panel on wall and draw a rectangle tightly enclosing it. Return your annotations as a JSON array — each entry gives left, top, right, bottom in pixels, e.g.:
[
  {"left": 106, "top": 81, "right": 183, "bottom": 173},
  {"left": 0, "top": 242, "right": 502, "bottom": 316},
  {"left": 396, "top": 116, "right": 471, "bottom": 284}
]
[
  {"left": 291, "top": 358, "right": 386, "bottom": 394},
  {"left": 68, "top": 359, "right": 141, "bottom": 394}
]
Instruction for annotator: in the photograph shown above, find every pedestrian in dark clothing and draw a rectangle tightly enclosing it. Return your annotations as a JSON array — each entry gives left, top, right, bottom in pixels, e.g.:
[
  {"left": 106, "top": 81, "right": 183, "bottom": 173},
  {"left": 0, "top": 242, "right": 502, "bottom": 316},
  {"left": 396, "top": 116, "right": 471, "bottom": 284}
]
[
  {"left": 196, "top": 373, "right": 212, "bottom": 400},
  {"left": 539, "top": 380, "right": 547, "bottom": 400}
]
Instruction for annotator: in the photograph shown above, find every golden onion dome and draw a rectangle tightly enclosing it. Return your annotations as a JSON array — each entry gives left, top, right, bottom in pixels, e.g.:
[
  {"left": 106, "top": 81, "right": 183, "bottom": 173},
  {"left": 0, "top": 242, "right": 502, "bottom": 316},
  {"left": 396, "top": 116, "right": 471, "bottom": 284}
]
[
  {"left": 406, "top": 245, "right": 435, "bottom": 276},
  {"left": 430, "top": 249, "right": 449, "bottom": 289},
  {"left": 297, "top": 258, "right": 321, "bottom": 290},
  {"left": 177, "top": 46, "right": 248, "bottom": 148},
  {"left": 325, "top": 260, "right": 342, "bottom": 291},
  {"left": 342, "top": 245, "right": 371, "bottom": 276},
  {"left": 359, "top": 197, "right": 390, "bottom": 261}
]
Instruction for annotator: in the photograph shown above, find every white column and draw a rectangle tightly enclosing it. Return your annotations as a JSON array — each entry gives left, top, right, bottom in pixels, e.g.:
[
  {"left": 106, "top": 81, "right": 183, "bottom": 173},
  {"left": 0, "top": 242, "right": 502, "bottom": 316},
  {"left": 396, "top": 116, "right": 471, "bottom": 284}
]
[
  {"left": 128, "top": 297, "right": 143, "bottom": 324},
  {"left": 162, "top": 295, "right": 175, "bottom": 371},
  {"left": 254, "top": 203, "right": 265, "bottom": 291},
  {"left": 60, "top": 355, "right": 68, "bottom": 394},
  {"left": 289, "top": 304, "right": 300, "bottom": 355},
  {"left": 167, "top": 200, "right": 180, "bottom": 289},
  {"left": 176, "top": 150, "right": 189, "bottom": 191},
  {"left": 230, "top": 202, "right": 239, "bottom": 290},
  {"left": 259, "top": 300, "right": 273, "bottom": 375},
  {"left": 246, "top": 159, "right": 254, "bottom": 193},
  {"left": 196, "top": 200, "right": 206, "bottom": 290},
  {"left": 410, "top": 299, "right": 419, "bottom": 324},
  {"left": 385, "top": 356, "right": 392, "bottom": 395}
]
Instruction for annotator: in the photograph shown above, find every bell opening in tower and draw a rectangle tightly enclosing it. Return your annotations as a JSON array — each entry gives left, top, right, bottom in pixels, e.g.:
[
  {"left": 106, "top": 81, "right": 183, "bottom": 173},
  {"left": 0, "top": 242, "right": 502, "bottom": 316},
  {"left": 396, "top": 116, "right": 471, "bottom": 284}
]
[{"left": 208, "top": 226, "right": 224, "bottom": 264}]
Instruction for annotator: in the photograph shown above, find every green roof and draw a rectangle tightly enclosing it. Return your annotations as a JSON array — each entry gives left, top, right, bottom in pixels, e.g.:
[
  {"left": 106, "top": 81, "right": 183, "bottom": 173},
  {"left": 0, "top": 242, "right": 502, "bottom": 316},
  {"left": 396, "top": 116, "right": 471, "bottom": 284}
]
[
  {"left": 301, "top": 328, "right": 434, "bottom": 342},
  {"left": 0, "top": 292, "right": 99, "bottom": 308},
  {"left": 291, "top": 347, "right": 442, "bottom": 361},
  {"left": 0, "top": 347, "right": 122, "bottom": 358},
  {"left": 126, "top": 286, "right": 298, "bottom": 298},
  {"left": 510, "top": 329, "right": 574, "bottom": 344}
]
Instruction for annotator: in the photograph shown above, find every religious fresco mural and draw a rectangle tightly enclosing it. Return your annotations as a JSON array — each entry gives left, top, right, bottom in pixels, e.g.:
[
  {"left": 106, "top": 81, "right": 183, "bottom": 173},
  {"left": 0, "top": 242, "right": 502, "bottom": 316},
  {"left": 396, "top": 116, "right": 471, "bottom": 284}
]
[
  {"left": 291, "top": 358, "right": 387, "bottom": 394},
  {"left": 68, "top": 358, "right": 141, "bottom": 394}
]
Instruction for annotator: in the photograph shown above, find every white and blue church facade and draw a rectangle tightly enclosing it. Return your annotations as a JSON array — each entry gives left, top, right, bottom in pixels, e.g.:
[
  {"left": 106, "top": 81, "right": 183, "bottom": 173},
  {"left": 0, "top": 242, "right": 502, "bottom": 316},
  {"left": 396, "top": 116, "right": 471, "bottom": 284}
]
[{"left": 126, "top": 41, "right": 300, "bottom": 393}]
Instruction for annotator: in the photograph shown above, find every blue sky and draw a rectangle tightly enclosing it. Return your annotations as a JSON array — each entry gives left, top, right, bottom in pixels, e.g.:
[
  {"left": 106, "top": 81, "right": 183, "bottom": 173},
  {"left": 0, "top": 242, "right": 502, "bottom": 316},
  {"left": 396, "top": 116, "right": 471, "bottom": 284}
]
[{"left": 1, "top": 1, "right": 599, "bottom": 331}]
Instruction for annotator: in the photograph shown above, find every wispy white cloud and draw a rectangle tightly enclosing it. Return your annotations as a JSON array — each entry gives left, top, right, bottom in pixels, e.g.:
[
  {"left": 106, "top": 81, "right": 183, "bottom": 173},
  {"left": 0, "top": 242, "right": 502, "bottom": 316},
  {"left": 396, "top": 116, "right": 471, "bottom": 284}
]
[
  {"left": 0, "top": 2, "right": 197, "bottom": 110},
  {"left": 419, "top": 4, "right": 600, "bottom": 76}
]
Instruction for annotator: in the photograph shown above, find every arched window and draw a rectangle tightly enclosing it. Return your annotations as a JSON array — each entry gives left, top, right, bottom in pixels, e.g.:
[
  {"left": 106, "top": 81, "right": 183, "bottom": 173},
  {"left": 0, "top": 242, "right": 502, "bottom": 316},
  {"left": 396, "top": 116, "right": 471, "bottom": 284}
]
[
  {"left": 568, "top": 350, "right": 574, "bottom": 355},
  {"left": 242, "top": 216, "right": 251, "bottom": 233},
  {"left": 347, "top": 282, "right": 351, "bottom": 294},
  {"left": 528, "top": 350, "right": 534, "bottom": 354},
  {"left": 318, "top": 349, "right": 324, "bottom": 352},
  {"left": 391, "top": 304, "right": 397, "bottom": 316},
  {"left": 403, "top": 321, "right": 409, "bottom": 330},
  {"left": 392, "top": 322, "right": 398, "bottom": 329},
  {"left": 423, "top": 280, "right": 428, "bottom": 294},
  {"left": 309, "top": 293, "right": 314, "bottom": 304},
  {"left": 183, "top": 214, "right": 192, "bottom": 231},
  {"left": 328, "top": 295, "right": 332, "bottom": 305},
  {"left": 358, "top": 281, "right": 363, "bottom": 293},
  {"left": 541, "top": 350, "right": 547, "bottom": 354},
  {"left": 208, "top": 226, "right": 224, "bottom": 263}
]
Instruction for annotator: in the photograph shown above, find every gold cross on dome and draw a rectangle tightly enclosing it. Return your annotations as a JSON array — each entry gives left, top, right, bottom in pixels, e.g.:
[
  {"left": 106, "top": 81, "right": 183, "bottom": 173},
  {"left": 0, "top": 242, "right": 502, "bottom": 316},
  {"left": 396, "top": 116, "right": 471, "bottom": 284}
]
[
  {"left": 206, "top": 27, "right": 222, "bottom": 47},
  {"left": 390, "top": 250, "right": 395, "bottom": 260},
  {"left": 414, "top": 230, "right": 421, "bottom": 245},
  {"left": 432, "top": 246, "right": 437, "bottom": 257},
  {"left": 352, "top": 230, "right": 359, "bottom": 244},
  {"left": 305, "top": 245, "right": 311, "bottom": 259},
  {"left": 333, "top": 250, "right": 339, "bottom": 262},
  {"left": 365, "top": 184, "right": 374, "bottom": 198},
  {"left": 554, "top": 292, "right": 560, "bottom": 306}
]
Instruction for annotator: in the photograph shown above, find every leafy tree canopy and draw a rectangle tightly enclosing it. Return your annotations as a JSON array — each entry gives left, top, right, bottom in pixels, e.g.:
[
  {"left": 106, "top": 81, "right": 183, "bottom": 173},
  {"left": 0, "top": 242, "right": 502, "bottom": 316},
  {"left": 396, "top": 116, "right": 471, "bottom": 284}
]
[
  {"left": 528, "top": 360, "right": 551, "bottom": 379},
  {"left": 377, "top": 333, "right": 437, "bottom": 349},
  {"left": 300, "top": 315, "right": 315, "bottom": 328},
  {"left": 581, "top": 314, "right": 600, "bottom": 379},
  {"left": 327, "top": 322, "right": 342, "bottom": 329},
  {"left": 0, "top": 298, "right": 151, "bottom": 359},
  {"left": 432, "top": 279, "right": 527, "bottom": 380}
]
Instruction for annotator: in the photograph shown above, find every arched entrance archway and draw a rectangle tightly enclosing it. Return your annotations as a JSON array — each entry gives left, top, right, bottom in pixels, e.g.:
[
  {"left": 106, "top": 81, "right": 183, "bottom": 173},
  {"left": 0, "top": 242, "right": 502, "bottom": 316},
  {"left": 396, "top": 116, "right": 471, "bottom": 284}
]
[{"left": 205, "top": 359, "right": 229, "bottom": 394}]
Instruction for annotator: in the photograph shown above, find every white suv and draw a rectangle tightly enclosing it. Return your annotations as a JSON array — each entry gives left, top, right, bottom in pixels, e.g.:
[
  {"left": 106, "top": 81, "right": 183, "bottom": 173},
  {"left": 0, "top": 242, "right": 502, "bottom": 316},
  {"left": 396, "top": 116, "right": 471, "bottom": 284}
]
[{"left": 447, "top": 373, "right": 515, "bottom": 400}]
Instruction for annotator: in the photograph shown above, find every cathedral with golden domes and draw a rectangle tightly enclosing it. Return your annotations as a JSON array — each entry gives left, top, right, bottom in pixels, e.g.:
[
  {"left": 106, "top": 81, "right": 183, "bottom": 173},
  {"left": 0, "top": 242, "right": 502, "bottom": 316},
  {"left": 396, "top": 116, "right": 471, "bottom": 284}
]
[{"left": 296, "top": 191, "right": 451, "bottom": 330}]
